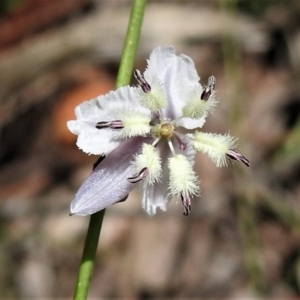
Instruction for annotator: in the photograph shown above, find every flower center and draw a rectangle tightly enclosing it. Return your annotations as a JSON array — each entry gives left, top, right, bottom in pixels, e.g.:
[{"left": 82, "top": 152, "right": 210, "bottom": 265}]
[{"left": 155, "top": 122, "right": 174, "bottom": 139}]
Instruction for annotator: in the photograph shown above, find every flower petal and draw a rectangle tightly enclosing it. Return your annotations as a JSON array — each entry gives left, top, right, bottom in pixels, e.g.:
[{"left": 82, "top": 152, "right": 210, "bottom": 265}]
[
  {"left": 175, "top": 117, "right": 206, "bottom": 130},
  {"left": 97, "top": 86, "right": 150, "bottom": 116},
  {"left": 144, "top": 46, "right": 201, "bottom": 121},
  {"left": 76, "top": 129, "right": 121, "bottom": 155},
  {"left": 70, "top": 136, "right": 150, "bottom": 216},
  {"left": 67, "top": 99, "right": 108, "bottom": 136},
  {"left": 68, "top": 86, "right": 151, "bottom": 155},
  {"left": 142, "top": 180, "right": 168, "bottom": 215},
  {"left": 141, "top": 142, "right": 170, "bottom": 215}
]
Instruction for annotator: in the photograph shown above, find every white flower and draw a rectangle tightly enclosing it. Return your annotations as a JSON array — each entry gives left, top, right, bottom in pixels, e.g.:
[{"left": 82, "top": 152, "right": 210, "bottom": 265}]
[{"left": 67, "top": 46, "right": 249, "bottom": 216}]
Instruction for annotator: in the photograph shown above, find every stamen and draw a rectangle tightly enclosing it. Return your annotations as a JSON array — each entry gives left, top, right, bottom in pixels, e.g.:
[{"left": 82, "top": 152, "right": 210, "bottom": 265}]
[
  {"left": 127, "top": 167, "right": 149, "bottom": 183},
  {"left": 181, "top": 193, "right": 191, "bottom": 216},
  {"left": 168, "top": 139, "right": 176, "bottom": 156},
  {"left": 201, "top": 75, "right": 216, "bottom": 101},
  {"left": 226, "top": 149, "right": 250, "bottom": 167},
  {"left": 96, "top": 120, "right": 123, "bottom": 129},
  {"left": 173, "top": 132, "right": 187, "bottom": 151},
  {"left": 134, "top": 69, "right": 151, "bottom": 93},
  {"left": 152, "top": 137, "right": 161, "bottom": 147},
  {"left": 149, "top": 111, "right": 161, "bottom": 126}
]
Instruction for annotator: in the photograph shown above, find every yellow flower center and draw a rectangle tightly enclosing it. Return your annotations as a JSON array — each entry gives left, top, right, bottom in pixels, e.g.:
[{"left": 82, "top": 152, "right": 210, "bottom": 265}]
[{"left": 155, "top": 122, "right": 174, "bottom": 139}]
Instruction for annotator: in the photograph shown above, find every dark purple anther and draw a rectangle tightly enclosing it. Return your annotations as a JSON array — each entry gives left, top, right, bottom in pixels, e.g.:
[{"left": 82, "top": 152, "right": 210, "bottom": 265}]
[
  {"left": 181, "top": 192, "right": 191, "bottom": 216},
  {"left": 173, "top": 133, "right": 187, "bottom": 151},
  {"left": 201, "top": 75, "right": 216, "bottom": 101},
  {"left": 226, "top": 149, "right": 250, "bottom": 167},
  {"left": 127, "top": 167, "right": 149, "bottom": 183},
  {"left": 149, "top": 111, "right": 161, "bottom": 126},
  {"left": 134, "top": 69, "right": 151, "bottom": 93},
  {"left": 96, "top": 120, "right": 123, "bottom": 129}
]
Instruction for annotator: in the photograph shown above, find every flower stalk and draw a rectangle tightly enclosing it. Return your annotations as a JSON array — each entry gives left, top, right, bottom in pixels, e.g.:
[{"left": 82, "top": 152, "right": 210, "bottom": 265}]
[
  {"left": 73, "top": 1, "right": 147, "bottom": 299},
  {"left": 116, "top": 0, "right": 147, "bottom": 88}
]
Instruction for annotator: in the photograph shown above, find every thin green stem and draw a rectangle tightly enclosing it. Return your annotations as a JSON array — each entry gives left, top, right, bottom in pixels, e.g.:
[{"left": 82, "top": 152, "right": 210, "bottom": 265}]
[
  {"left": 73, "top": 210, "right": 105, "bottom": 300},
  {"left": 73, "top": 1, "right": 147, "bottom": 299},
  {"left": 116, "top": 0, "right": 147, "bottom": 88}
]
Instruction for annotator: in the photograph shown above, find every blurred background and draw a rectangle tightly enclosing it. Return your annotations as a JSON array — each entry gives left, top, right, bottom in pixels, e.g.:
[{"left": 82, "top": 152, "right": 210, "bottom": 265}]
[{"left": 1, "top": 0, "right": 300, "bottom": 298}]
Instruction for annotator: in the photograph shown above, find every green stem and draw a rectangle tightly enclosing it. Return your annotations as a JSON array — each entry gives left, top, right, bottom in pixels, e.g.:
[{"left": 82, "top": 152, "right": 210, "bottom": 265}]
[
  {"left": 116, "top": 0, "right": 147, "bottom": 88},
  {"left": 73, "top": 1, "right": 147, "bottom": 299},
  {"left": 73, "top": 210, "right": 105, "bottom": 299}
]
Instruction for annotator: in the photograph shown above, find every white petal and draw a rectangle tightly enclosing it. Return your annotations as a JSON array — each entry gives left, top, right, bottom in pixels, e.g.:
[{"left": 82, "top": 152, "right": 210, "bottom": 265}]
[
  {"left": 144, "top": 46, "right": 201, "bottom": 121},
  {"left": 67, "top": 98, "right": 108, "bottom": 135},
  {"left": 77, "top": 129, "right": 120, "bottom": 155},
  {"left": 142, "top": 181, "right": 168, "bottom": 215},
  {"left": 70, "top": 137, "right": 150, "bottom": 216},
  {"left": 144, "top": 46, "right": 176, "bottom": 81},
  {"left": 141, "top": 142, "right": 170, "bottom": 215},
  {"left": 67, "top": 120, "right": 82, "bottom": 135},
  {"left": 68, "top": 85, "right": 151, "bottom": 155},
  {"left": 175, "top": 116, "right": 206, "bottom": 130},
  {"left": 97, "top": 86, "right": 150, "bottom": 116}
]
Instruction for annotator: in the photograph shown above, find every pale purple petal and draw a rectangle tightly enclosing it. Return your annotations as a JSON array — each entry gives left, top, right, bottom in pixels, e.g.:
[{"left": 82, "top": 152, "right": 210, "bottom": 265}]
[{"left": 70, "top": 137, "right": 150, "bottom": 216}]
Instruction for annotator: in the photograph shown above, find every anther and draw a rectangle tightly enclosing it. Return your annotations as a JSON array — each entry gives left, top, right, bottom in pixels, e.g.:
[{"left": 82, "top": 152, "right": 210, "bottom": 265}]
[
  {"left": 96, "top": 120, "right": 123, "bottom": 129},
  {"left": 173, "top": 133, "right": 187, "bottom": 151},
  {"left": 149, "top": 112, "right": 161, "bottom": 126},
  {"left": 127, "top": 167, "right": 149, "bottom": 183},
  {"left": 226, "top": 149, "right": 250, "bottom": 167},
  {"left": 201, "top": 75, "right": 216, "bottom": 101},
  {"left": 134, "top": 69, "right": 151, "bottom": 93},
  {"left": 181, "top": 193, "right": 192, "bottom": 216}
]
